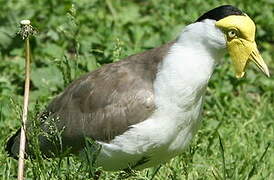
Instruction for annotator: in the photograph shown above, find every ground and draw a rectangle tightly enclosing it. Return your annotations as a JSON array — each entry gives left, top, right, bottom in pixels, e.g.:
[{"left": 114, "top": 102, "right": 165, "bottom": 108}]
[{"left": 0, "top": 0, "right": 274, "bottom": 179}]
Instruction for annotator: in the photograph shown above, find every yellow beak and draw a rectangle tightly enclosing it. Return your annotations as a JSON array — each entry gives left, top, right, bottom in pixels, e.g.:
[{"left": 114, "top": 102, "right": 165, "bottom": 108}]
[
  {"left": 227, "top": 39, "right": 270, "bottom": 78},
  {"left": 249, "top": 44, "right": 270, "bottom": 77},
  {"left": 216, "top": 15, "right": 270, "bottom": 78}
]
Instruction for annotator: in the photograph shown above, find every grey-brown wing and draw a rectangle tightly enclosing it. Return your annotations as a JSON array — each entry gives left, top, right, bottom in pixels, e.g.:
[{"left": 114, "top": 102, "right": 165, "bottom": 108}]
[
  {"left": 47, "top": 61, "right": 156, "bottom": 143},
  {"left": 42, "top": 42, "right": 174, "bottom": 152}
]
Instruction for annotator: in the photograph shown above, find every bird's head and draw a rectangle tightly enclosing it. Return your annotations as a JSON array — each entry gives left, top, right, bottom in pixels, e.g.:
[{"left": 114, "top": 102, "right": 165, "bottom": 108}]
[{"left": 196, "top": 5, "right": 270, "bottom": 78}]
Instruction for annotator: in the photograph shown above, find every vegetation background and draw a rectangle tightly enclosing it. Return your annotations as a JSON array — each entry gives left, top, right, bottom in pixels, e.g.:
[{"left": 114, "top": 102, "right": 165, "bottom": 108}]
[{"left": 0, "top": 0, "right": 273, "bottom": 179}]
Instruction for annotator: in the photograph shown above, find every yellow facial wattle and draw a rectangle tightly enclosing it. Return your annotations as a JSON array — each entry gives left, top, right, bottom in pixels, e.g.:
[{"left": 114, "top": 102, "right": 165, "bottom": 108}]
[{"left": 215, "top": 15, "right": 269, "bottom": 78}]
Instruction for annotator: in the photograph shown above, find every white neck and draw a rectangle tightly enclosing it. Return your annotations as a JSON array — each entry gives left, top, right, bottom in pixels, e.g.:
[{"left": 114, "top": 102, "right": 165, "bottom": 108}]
[
  {"left": 177, "top": 19, "right": 226, "bottom": 62},
  {"left": 154, "top": 19, "right": 226, "bottom": 108}
]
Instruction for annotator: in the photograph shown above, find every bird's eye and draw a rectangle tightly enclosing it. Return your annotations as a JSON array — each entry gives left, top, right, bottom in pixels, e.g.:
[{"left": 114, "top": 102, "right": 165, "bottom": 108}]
[{"left": 227, "top": 29, "right": 237, "bottom": 38}]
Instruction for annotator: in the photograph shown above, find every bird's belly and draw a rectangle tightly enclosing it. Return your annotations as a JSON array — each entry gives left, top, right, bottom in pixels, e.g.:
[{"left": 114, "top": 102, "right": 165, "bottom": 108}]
[{"left": 92, "top": 97, "right": 203, "bottom": 171}]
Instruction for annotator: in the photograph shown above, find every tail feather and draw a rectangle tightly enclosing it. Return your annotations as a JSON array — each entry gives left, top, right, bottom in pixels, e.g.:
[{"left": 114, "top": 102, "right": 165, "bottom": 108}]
[{"left": 6, "top": 129, "right": 21, "bottom": 160}]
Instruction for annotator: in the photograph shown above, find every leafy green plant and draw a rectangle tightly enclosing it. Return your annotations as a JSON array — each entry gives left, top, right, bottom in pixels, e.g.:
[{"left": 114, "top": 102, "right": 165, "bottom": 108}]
[{"left": 1, "top": 0, "right": 274, "bottom": 179}]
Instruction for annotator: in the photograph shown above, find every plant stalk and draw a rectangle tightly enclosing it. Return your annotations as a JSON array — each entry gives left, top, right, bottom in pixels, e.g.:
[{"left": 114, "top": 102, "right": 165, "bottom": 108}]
[{"left": 17, "top": 26, "right": 31, "bottom": 180}]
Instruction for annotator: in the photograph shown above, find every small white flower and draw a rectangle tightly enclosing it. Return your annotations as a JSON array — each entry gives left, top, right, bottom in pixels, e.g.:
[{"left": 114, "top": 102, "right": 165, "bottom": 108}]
[{"left": 20, "top": 20, "right": 31, "bottom": 25}]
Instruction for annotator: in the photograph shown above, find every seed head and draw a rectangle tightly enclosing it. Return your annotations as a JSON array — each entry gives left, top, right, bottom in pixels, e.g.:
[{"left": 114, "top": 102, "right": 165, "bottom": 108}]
[{"left": 18, "top": 20, "right": 37, "bottom": 40}]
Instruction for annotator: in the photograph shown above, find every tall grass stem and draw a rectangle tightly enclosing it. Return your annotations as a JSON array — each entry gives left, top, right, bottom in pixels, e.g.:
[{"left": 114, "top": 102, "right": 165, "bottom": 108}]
[{"left": 17, "top": 20, "right": 34, "bottom": 180}]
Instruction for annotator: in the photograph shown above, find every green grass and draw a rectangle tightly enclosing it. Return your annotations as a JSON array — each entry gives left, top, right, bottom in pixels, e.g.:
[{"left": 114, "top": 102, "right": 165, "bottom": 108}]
[{"left": 1, "top": 0, "right": 274, "bottom": 179}]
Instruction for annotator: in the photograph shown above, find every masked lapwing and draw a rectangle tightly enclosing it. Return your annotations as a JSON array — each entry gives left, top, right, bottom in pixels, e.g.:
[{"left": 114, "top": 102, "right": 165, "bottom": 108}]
[{"left": 7, "top": 5, "right": 269, "bottom": 171}]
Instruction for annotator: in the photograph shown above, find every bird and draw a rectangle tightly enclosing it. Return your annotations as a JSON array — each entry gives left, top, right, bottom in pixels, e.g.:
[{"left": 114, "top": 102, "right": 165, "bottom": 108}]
[{"left": 6, "top": 5, "right": 269, "bottom": 171}]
